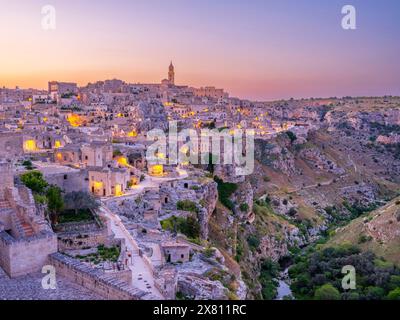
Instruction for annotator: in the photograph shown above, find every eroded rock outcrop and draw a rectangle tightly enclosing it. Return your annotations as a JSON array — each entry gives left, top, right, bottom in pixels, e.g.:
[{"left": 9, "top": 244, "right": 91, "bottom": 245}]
[{"left": 178, "top": 273, "right": 227, "bottom": 300}]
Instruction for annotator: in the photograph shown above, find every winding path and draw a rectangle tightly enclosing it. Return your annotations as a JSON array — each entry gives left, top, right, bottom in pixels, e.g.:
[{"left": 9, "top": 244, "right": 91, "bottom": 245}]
[{"left": 98, "top": 205, "right": 164, "bottom": 299}]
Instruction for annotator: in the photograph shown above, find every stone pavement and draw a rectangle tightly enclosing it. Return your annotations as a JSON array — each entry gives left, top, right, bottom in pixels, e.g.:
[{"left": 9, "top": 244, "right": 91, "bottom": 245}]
[
  {"left": 98, "top": 205, "right": 164, "bottom": 299},
  {"left": 0, "top": 267, "right": 103, "bottom": 300}
]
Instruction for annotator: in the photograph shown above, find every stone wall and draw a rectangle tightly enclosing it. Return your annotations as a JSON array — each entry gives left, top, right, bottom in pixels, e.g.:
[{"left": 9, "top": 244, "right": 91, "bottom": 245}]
[
  {"left": 0, "top": 161, "right": 14, "bottom": 199},
  {"left": 48, "top": 253, "right": 156, "bottom": 300},
  {"left": 57, "top": 228, "right": 112, "bottom": 251},
  {"left": 154, "top": 267, "right": 178, "bottom": 300},
  {"left": 0, "top": 210, "right": 12, "bottom": 231},
  {"left": 0, "top": 231, "right": 57, "bottom": 278},
  {"left": 44, "top": 170, "right": 88, "bottom": 194},
  {"left": 0, "top": 132, "right": 23, "bottom": 159},
  {"left": 111, "top": 269, "right": 132, "bottom": 284}
]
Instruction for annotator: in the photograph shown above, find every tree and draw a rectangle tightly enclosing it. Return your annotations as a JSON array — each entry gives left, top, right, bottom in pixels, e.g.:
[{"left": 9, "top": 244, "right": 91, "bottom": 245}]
[
  {"left": 314, "top": 284, "right": 341, "bottom": 300},
  {"left": 365, "top": 286, "right": 385, "bottom": 300},
  {"left": 247, "top": 235, "right": 260, "bottom": 250},
  {"left": 46, "top": 186, "right": 64, "bottom": 224},
  {"left": 389, "top": 275, "right": 400, "bottom": 290},
  {"left": 113, "top": 149, "right": 122, "bottom": 157},
  {"left": 286, "top": 131, "right": 297, "bottom": 144},
  {"left": 177, "top": 200, "right": 198, "bottom": 213},
  {"left": 64, "top": 191, "right": 99, "bottom": 214},
  {"left": 20, "top": 171, "right": 48, "bottom": 194},
  {"left": 387, "top": 288, "right": 400, "bottom": 300},
  {"left": 259, "top": 259, "right": 280, "bottom": 300},
  {"left": 180, "top": 216, "right": 201, "bottom": 239},
  {"left": 240, "top": 203, "right": 249, "bottom": 212}
]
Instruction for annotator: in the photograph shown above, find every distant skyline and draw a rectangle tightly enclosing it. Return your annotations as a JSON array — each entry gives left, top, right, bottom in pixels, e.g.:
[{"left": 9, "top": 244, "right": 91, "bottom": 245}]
[{"left": 1, "top": 0, "right": 400, "bottom": 100}]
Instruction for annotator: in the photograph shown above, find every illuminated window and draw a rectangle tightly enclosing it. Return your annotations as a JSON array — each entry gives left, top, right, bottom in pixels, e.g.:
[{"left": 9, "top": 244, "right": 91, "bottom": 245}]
[
  {"left": 115, "top": 184, "right": 123, "bottom": 196},
  {"left": 67, "top": 113, "right": 84, "bottom": 127},
  {"left": 24, "top": 140, "right": 37, "bottom": 152},
  {"left": 116, "top": 156, "right": 129, "bottom": 167},
  {"left": 93, "top": 181, "right": 103, "bottom": 189},
  {"left": 127, "top": 130, "right": 137, "bottom": 137},
  {"left": 150, "top": 165, "right": 164, "bottom": 177}
]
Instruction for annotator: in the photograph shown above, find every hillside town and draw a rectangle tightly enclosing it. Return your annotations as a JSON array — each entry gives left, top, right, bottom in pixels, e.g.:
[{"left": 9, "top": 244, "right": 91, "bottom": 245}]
[{"left": 1, "top": 63, "right": 400, "bottom": 300}]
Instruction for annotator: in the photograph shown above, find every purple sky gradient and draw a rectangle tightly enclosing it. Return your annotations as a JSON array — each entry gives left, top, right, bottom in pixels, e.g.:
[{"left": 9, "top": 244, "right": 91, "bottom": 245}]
[{"left": 0, "top": 0, "right": 399, "bottom": 100}]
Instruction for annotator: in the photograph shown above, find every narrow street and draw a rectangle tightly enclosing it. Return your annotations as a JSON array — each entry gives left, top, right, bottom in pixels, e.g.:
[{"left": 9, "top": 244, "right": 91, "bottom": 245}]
[{"left": 98, "top": 205, "right": 164, "bottom": 299}]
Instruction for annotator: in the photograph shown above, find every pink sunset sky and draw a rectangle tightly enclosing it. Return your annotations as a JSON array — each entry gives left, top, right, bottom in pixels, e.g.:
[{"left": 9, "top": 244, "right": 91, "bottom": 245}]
[{"left": 1, "top": 0, "right": 399, "bottom": 100}]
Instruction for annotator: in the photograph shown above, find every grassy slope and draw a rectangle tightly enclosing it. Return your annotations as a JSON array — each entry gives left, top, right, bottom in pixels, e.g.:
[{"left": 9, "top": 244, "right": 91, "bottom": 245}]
[{"left": 326, "top": 197, "right": 400, "bottom": 265}]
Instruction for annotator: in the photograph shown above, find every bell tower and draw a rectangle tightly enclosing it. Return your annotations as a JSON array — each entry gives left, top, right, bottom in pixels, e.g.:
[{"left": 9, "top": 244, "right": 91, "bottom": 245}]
[{"left": 168, "top": 61, "right": 175, "bottom": 85}]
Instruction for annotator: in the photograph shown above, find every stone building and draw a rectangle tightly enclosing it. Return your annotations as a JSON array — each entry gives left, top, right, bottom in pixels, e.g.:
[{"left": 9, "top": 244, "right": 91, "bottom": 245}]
[
  {"left": 48, "top": 81, "right": 78, "bottom": 96},
  {"left": 55, "top": 145, "right": 82, "bottom": 165},
  {"left": 0, "top": 132, "right": 23, "bottom": 159},
  {"left": 161, "top": 242, "right": 190, "bottom": 264},
  {"left": 81, "top": 142, "right": 113, "bottom": 167},
  {"left": 88, "top": 167, "right": 131, "bottom": 197},
  {"left": 55, "top": 142, "right": 113, "bottom": 168},
  {"left": 23, "top": 132, "right": 65, "bottom": 152},
  {"left": 38, "top": 163, "right": 88, "bottom": 194},
  {"left": 0, "top": 161, "right": 57, "bottom": 278}
]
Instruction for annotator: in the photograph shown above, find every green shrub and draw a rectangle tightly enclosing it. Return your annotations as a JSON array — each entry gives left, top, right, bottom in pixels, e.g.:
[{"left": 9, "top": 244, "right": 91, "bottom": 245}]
[
  {"left": 20, "top": 171, "right": 48, "bottom": 194},
  {"left": 214, "top": 176, "right": 238, "bottom": 210},
  {"left": 34, "top": 194, "right": 47, "bottom": 205},
  {"left": 177, "top": 200, "right": 198, "bottom": 213},
  {"left": 358, "top": 234, "right": 372, "bottom": 244},
  {"left": 22, "top": 160, "right": 34, "bottom": 170},
  {"left": 203, "top": 247, "right": 215, "bottom": 258},
  {"left": 314, "top": 284, "right": 340, "bottom": 300},
  {"left": 387, "top": 288, "right": 400, "bottom": 300},
  {"left": 113, "top": 149, "right": 123, "bottom": 157},
  {"left": 46, "top": 186, "right": 64, "bottom": 214},
  {"left": 388, "top": 275, "right": 400, "bottom": 290},
  {"left": 290, "top": 245, "right": 400, "bottom": 300},
  {"left": 58, "top": 209, "right": 93, "bottom": 224},
  {"left": 161, "top": 215, "right": 201, "bottom": 239},
  {"left": 259, "top": 259, "right": 280, "bottom": 300},
  {"left": 286, "top": 131, "right": 297, "bottom": 144},
  {"left": 247, "top": 235, "right": 260, "bottom": 250},
  {"left": 240, "top": 203, "right": 249, "bottom": 212}
]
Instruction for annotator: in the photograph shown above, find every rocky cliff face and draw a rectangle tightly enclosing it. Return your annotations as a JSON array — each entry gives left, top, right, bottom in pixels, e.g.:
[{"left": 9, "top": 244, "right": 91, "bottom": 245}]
[
  {"left": 254, "top": 139, "right": 297, "bottom": 176},
  {"left": 196, "top": 180, "right": 218, "bottom": 239},
  {"left": 178, "top": 273, "right": 228, "bottom": 300},
  {"left": 299, "top": 147, "right": 345, "bottom": 175},
  {"left": 231, "top": 182, "right": 254, "bottom": 223},
  {"left": 326, "top": 108, "right": 400, "bottom": 131},
  {"left": 214, "top": 164, "right": 246, "bottom": 184},
  {"left": 208, "top": 106, "right": 400, "bottom": 299}
]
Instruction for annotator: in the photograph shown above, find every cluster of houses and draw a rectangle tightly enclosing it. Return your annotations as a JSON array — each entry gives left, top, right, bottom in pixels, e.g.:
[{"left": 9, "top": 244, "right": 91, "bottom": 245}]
[{"left": 0, "top": 64, "right": 329, "bottom": 299}]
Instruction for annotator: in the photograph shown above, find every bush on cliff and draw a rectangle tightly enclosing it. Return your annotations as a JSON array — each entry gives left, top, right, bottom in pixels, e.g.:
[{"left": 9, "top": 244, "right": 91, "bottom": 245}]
[{"left": 214, "top": 176, "right": 238, "bottom": 210}]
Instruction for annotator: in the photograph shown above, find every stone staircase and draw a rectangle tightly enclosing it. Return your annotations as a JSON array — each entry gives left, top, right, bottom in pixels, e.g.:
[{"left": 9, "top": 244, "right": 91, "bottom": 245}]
[
  {"left": 19, "top": 219, "right": 35, "bottom": 237},
  {"left": 0, "top": 199, "right": 14, "bottom": 218},
  {"left": 0, "top": 199, "right": 12, "bottom": 210},
  {"left": 0, "top": 198, "right": 35, "bottom": 238}
]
